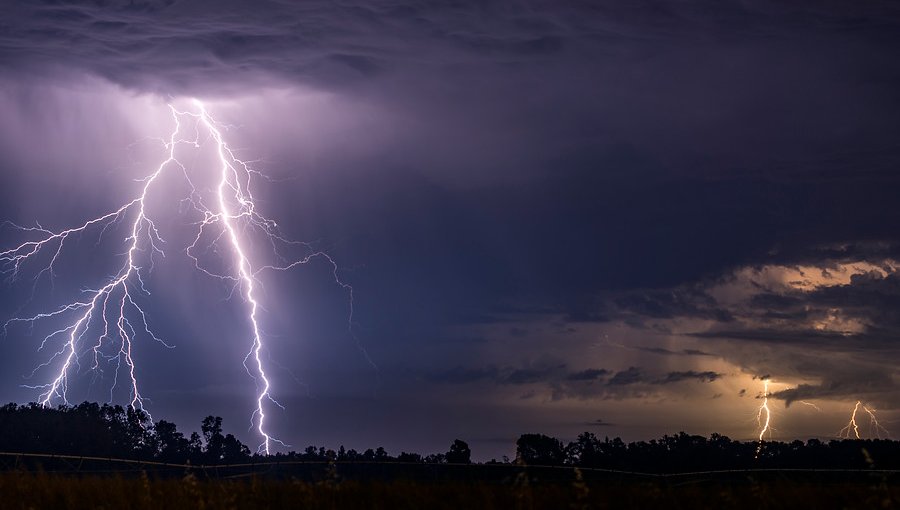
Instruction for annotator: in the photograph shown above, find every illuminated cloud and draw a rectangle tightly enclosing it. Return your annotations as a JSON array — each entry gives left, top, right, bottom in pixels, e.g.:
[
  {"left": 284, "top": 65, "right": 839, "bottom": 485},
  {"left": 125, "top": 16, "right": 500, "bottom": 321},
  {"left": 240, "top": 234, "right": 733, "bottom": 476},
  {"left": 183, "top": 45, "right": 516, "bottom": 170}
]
[{"left": 602, "top": 256, "right": 900, "bottom": 408}]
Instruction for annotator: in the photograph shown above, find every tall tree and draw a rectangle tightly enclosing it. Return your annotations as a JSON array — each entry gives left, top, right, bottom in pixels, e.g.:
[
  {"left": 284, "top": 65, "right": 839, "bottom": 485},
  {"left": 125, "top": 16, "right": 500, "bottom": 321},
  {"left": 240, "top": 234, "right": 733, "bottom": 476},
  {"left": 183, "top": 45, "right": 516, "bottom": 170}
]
[{"left": 446, "top": 439, "right": 472, "bottom": 464}]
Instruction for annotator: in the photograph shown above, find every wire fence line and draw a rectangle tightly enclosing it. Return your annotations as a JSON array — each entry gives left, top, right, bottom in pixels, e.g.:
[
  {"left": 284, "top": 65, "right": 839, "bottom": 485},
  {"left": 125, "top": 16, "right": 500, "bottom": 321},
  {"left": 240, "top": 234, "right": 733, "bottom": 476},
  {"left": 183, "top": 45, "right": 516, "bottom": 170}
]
[{"left": 1, "top": 451, "right": 899, "bottom": 479}]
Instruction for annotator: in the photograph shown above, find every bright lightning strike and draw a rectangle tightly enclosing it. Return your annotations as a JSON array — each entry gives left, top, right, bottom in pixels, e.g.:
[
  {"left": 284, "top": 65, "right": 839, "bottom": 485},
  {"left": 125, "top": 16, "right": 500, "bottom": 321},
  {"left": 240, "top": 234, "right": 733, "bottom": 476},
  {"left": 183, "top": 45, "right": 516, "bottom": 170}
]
[
  {"left": 0, "top": 100, "right": 355, "bottom": 454},
  {"left": 755, "top": 378, "right": 772, "bottom": 457},
  {"left": 840, "top": 401, "right": 890, "bottom": 439},
  {"left": 839, "top": 401, "right": 862, "bottom": 439}
]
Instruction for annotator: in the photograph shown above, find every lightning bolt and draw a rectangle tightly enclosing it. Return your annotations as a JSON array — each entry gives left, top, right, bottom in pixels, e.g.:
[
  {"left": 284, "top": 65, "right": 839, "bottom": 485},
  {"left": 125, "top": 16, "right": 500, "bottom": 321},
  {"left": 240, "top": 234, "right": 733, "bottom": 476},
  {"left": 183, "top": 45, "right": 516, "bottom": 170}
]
[
  {"left": 755, "top": 378, "right": 771, "bottom": 457},
  {"left": 2, "top": 110, "right": 179, "bottom": 415},
  {"left": 0, "top": 99, "right": 355, "bottom": 453},
  {"left": 862, "top": 405, "right": 890, "bottom": 438},
  {"left": 840, "top": 401, "right": 890, "bottom": 439},
  {"left": 798, "top": 400, "right": 821, "bottom": 412},
  {"left": 839, "top": 401, "right": 862, "bottom": 439}
]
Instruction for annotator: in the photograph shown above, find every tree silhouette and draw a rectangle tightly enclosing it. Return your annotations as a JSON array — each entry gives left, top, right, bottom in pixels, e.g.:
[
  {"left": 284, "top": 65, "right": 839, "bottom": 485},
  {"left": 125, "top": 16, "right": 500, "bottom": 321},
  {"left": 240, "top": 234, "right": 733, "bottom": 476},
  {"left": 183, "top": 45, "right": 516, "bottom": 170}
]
[
  {"left": 153, "top": 419, "right": 192, "bottom": 463},
  {"left": 565, "top": 432, "right": 602, "bottom": 466},
  {"left": 201, "top": 416, "right": 225, "bottom": 463},
  {"left": 397, "top": 452, "right": 423, "bottom": 463},
  {"left": 516, "top": 433, "right": 565, "bottom": 465},
  {"left": 446, "top": 439, "right": 471, "bottom": 464},
  {"left": 1, "top": 402, "right": 900, "bottom": 472}
]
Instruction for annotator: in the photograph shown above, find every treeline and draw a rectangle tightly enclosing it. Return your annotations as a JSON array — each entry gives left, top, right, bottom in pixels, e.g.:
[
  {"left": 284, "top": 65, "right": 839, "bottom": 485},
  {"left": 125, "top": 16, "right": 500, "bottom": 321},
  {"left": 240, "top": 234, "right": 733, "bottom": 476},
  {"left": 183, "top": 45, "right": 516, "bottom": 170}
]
[
  {"left": 0, "top": 403, "right": 247, "bottom": 465},
  {"left": 0, "top": 403, "right": 470, "bottom": 466},
  {"left": 1, "top": 403, "right": 898, "bottom": 472},
  {"left": 517, "top": 432, "right": 900, "bottom": 471}
]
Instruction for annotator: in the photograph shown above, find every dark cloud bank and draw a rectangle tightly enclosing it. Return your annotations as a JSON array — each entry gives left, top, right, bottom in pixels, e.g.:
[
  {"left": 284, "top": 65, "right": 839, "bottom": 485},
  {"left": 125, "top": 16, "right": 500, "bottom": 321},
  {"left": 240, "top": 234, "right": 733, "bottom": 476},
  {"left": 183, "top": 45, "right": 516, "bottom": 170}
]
[{"left": 1, "top": 0, "right": 900, "bottom": 457}]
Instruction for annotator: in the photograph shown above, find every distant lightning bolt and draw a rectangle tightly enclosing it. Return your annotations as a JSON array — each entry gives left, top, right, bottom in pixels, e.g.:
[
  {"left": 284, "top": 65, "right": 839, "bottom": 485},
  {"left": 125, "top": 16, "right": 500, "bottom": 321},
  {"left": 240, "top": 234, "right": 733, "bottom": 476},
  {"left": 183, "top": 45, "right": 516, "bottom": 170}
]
[
  {"left": 862, "top": 405, "right": 890, "bottom": 438},
  {"left": 755, "top": 378, "right": 772, "bottom": 457},
  {"left": 840, "top": 401, "right": 890, "bottom": 439},
  {"left": 0, "top": 99, "right": 356, "bottom": 453},
  {"left": 799, "top": 400, "right": 821, "bottom": 412},
  {"left": 839, "top": 401, "right": 862, "bottom": 439}
]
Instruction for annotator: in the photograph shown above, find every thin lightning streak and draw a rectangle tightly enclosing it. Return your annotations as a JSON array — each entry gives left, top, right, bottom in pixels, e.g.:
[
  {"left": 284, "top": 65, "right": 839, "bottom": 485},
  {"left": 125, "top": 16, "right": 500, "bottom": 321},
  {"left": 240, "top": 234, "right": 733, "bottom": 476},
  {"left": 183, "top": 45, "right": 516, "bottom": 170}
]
[
  {"left": 257, "top": 252, "right": 379, "bottom": 382},
  {"left": 1, "top": 100, "right": 358, "bottom": 453},
  {"left": 755, "top": 378, "right": 771, "bottom": 458},
  {"left": 799, "top": 400, "right": 822, "bottom": 412},
  {"left": 862, "top": 405, "right": 890, "bottom": 439}
]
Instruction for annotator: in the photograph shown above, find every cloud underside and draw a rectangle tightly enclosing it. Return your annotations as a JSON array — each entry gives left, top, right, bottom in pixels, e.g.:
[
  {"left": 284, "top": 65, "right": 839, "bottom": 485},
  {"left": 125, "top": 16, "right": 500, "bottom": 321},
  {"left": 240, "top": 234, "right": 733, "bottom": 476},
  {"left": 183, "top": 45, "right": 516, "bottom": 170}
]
[
  {"left": 601, "top": 256, "right": 900, "bottom": 407},
  {"left": 426, "top": 362, "right": 722, "bottom": 401},
  {"left": 424, "top": 252, "right": 900, "bottom": 409},
  {"left": 2, "top": 1, "right": 899, "bottom": 94}
]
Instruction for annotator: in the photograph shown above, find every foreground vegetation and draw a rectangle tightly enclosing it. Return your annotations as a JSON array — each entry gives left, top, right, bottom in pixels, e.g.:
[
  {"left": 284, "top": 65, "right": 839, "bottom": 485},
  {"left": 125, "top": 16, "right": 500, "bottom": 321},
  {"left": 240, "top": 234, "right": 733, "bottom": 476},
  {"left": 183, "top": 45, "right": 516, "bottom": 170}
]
[{"left": 0, "top": 470, "right": 897, "bottom": 510}]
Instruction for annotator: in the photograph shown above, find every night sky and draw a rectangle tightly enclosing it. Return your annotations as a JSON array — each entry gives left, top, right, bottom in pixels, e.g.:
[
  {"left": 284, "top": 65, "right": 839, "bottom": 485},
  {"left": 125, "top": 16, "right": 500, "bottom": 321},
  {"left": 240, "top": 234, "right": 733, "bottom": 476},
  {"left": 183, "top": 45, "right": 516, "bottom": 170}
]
[{"left": 1, "top": 1, "right": 899, "bottom": 460}]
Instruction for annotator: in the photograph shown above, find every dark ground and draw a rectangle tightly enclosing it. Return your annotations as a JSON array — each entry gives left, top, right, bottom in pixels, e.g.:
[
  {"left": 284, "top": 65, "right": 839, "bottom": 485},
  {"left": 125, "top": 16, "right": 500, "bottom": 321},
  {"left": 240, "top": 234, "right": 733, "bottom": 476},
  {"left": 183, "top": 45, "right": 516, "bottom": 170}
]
[{"left": 0, "top": 467, "right": 897, "bottom": 510}]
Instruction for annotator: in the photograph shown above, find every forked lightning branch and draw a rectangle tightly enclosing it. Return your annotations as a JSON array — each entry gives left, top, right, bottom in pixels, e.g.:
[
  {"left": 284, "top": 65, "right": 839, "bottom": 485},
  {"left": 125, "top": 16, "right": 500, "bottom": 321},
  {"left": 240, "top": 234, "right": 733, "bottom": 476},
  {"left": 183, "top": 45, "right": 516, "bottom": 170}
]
[{"left": 0, "top": 100, "right": 351, "bottom": 454}]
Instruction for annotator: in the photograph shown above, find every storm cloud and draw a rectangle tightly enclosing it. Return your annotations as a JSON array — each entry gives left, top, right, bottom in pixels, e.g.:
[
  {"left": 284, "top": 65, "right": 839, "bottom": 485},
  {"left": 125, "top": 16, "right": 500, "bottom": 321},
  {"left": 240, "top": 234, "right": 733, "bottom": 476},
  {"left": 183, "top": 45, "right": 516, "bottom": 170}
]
[{"left": 3, "top": 0, "right": 896, "bottom": 95}]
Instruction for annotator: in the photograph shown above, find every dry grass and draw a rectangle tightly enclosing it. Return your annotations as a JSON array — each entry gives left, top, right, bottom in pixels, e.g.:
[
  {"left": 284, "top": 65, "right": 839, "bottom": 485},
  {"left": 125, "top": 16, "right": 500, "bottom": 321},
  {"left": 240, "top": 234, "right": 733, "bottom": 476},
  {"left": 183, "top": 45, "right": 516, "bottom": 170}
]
[{"left": 0, "top": 470, "right": 896, "bottom": 510}]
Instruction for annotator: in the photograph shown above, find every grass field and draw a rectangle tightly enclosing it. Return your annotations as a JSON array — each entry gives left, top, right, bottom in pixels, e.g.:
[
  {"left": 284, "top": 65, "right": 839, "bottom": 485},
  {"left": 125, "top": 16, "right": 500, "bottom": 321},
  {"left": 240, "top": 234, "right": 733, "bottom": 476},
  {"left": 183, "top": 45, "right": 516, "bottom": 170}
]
[{"left": 0, "top": 469, "right": 897, "bottom": 510}]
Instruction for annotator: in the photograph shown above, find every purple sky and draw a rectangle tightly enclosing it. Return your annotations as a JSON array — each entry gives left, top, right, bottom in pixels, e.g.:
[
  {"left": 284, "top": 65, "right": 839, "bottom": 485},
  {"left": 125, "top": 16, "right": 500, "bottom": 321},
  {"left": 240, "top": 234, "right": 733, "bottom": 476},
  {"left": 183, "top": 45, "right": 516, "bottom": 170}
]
[{"left": 1, "top": 1, "right": 900, "bottom": 459}]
